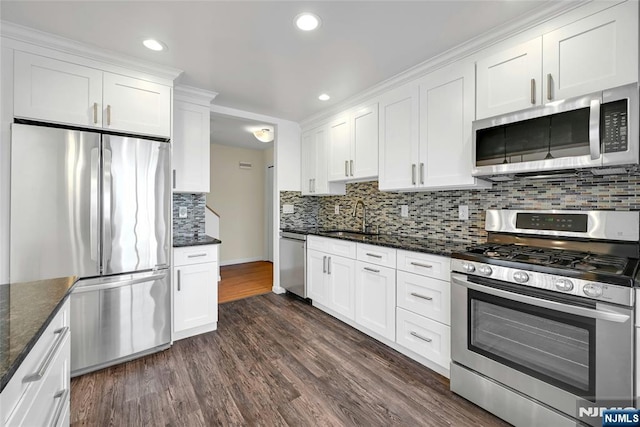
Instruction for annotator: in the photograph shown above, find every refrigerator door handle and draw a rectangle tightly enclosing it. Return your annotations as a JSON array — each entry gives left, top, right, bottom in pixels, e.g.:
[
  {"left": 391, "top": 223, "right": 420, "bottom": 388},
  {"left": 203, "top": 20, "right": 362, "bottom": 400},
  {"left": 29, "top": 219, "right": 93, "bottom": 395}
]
[
  {"left": 90, "top": 147, "right": 99, "bottom": 267},
  {"left": 103, "top": 147, "right": 113, "bottom": 268}
]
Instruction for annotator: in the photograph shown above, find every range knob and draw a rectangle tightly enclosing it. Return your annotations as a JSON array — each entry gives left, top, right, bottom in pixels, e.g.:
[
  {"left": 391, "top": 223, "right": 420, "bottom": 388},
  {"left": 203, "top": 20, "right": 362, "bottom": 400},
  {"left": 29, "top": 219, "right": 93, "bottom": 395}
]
[
  {"left": 478, "top": 265, "right": 493, "bottom": 276},
  {"left": 583, "top": 283, "right": 603, "bottom": 298},
  {"left": 554, "top": 278, "right": 574, "bottom": 292},
  {"left": 462, "top": 262, "right": 476, "bottom": 273},
  {"left": 513, "top": 271, "right": 529, "bottom": 283}
]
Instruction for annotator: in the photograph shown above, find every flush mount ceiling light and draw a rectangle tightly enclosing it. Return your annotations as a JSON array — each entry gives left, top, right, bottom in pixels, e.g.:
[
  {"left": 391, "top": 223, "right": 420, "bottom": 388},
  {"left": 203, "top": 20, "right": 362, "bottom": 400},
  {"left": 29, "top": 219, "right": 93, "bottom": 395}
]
[
  {"left": 318, "top": 93, "right": 330, "bottom": 101},
  {"left": 295, "top": 13, "right": 321, "bottom": 31},
  {"left": 253, "top": 128, "right": 274, "bottom": 143},
  {"left": 143, "top": 39, "right": 166, "bottom": 51}
]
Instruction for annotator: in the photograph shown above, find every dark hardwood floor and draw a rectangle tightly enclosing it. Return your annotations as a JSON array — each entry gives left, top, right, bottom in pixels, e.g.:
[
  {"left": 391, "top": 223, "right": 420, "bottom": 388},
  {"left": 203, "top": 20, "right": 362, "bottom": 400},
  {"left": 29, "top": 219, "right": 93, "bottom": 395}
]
[
  {"left": 70, "top": 293, "right": 508, "bottom": 426},
  {"left": 218, "top": 261, "right": 273, "bottom": 304}
]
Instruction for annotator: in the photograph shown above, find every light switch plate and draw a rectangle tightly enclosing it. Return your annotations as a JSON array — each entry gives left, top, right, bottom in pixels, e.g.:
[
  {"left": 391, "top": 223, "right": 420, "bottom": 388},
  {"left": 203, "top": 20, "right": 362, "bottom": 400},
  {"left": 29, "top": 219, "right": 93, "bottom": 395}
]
[
  {"left": 400, "top": 205, "right": 409, "bottom": 218},
  {"left": 283, "top": 204, "right": 294, "bottom": 214},
  {"left": 179, "top": 206, "right": 188, "bottom": 218},
  {"left": 334, "top": 204, "right": 340, "bottom": 214},
  {"left": 458, "top": 205, "right": 469, "bottom": 220}
]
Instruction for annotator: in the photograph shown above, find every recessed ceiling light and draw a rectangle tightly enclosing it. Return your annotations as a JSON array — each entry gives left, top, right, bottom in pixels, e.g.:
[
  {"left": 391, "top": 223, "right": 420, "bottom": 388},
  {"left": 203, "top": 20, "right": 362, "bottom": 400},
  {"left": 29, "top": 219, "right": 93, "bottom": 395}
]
[
  {"left": 295, "top": 13, "right": 321, "bottom": 31},
  {"left": 143, "top": 39, "right": 166, "bottom": 51},
  {"left": 318, "top": 93, "right": 330, "bottom": 101}
]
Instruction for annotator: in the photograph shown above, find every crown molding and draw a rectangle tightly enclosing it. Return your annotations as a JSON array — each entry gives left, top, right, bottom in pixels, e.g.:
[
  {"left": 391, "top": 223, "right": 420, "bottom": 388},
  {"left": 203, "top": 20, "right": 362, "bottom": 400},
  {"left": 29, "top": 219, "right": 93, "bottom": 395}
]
[
  {"left": 299, "top": 0, "right": 595, "bottom": 128},
  {"left": 174, "top": 85, "right": 219, "bottom": 105},
  {"left": 0, "top": 20, "right": 183, "bottom": 83}
]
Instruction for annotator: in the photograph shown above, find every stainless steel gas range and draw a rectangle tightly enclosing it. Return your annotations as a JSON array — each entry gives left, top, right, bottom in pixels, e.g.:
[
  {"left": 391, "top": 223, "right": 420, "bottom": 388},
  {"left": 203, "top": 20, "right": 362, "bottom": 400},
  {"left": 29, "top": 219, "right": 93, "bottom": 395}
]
[{"left": 450, "top": 210, "right": 639, "bottom": 427}]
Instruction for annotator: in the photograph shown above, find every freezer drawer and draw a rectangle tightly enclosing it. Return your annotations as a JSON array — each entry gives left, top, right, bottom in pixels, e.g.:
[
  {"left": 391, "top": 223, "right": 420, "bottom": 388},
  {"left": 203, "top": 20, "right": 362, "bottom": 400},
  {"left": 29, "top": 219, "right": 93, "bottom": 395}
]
[{"left": 70, "top": 270, "right": 170, "bottom": 376}]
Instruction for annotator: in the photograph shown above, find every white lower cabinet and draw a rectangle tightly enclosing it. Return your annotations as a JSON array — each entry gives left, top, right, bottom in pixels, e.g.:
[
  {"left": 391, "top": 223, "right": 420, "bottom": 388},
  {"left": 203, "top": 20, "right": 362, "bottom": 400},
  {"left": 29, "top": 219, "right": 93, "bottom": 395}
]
[
  {"left": 1, "top": 300, "right": 70, "bottom": 427},
  {"left": 396, "top": 307, "right": 451, "bottom": 369},
  {"left": 173, "top": 245, "right": 219, "bottom": 340},
  {"left": 355, "top": 261, "right": 396, "bottom": 341}
]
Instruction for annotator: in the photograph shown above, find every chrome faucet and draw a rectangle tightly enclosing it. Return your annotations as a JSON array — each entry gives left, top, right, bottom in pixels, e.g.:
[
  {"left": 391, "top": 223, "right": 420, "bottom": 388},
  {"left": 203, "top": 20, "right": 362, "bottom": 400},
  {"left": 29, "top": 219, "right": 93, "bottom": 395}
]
[{"left": 352, "top": 199, "right": 366, "bottom": 233}]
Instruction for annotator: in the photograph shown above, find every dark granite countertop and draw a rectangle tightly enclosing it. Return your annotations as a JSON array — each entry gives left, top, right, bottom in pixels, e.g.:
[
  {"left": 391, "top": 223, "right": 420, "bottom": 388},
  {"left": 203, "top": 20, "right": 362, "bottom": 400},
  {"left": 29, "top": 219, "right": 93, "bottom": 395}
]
[
  {"left": 281, "top": 228, "right": 471, "bottom": 257},
  {"left": 1, "top": 276, "right": 77, "bottom": 393},
  {"left": 173, "top": 235, "right": 222, "bottom": 247}
]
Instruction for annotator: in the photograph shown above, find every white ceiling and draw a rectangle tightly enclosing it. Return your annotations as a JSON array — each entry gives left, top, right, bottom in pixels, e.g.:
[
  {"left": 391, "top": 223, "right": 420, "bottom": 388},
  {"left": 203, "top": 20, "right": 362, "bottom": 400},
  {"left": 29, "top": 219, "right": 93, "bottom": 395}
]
[
  {"left": 211, "top": 114, "right": 274, "bottom": 151},
  {"left": 1, "top": 1, "right": 555, "bottom": 122}
]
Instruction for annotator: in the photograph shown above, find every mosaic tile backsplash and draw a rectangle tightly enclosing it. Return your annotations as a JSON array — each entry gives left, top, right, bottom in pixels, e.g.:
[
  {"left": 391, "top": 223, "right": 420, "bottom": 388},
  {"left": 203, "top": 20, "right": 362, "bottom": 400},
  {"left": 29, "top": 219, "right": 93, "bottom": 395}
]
[
  {"left": 173, "top": 193, "right": 206, "bottom": 239},
  {"left": 280, "top": 170, "right": 640, "bottom": 246}
]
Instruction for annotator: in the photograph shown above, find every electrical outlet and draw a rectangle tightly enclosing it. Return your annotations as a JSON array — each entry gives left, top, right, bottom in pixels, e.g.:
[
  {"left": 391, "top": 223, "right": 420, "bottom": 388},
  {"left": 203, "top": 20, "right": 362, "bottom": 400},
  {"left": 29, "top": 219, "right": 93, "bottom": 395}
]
[
  {"left": 179, "top": 206, "right": 188, "bottom": 218},
  {"left": 458, "top": 205, "right": 469, "bottom": 220},
  {"left": 334, "top": 204, "right": 340, "bottom": 214},
  {"left": 283, "top": 204, "right": 294, "bottom": 214},
  {"left": 400, "top": 205, "right": 409, "bottom": 218}
]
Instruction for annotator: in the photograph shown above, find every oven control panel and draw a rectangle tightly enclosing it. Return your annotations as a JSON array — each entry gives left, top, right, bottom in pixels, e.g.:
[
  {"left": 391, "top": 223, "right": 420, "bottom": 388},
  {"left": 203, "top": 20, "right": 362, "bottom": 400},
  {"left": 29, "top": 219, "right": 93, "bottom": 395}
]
[{"left": 451, "top": 259, "right": 633, "bottom": 307}]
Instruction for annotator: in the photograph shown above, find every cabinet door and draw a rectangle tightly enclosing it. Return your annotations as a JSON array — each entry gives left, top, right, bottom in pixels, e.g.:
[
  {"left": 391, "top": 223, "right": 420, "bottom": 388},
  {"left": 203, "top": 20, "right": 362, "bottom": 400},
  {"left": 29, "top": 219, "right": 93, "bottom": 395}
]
[
  {"left": 355, "top": 261, "right": 396, "bottom": 341},
  {"left": 378, "top": 82, "right": 420, "bottom": 191},
  {"left": 419, "top": 62, "right": 478, "bottom": 188},
  {"left": 327, "top": 255, "right": 356, "bottom": 320},
  {"left": 313, "top": 125, "right": 330, "bottom": 194},
  {"left": 14, "top": 51, "right": 103, "bottom": 127},
  {"left": 103, "top": 73, "right": 171, "bottom": 137},
  {"left": 173, "top": 100, "right": 210, "bottom": 193},
  {"left": 351, "top": 103, "right": 379, "bottom": 180},
  {"left": 543, "top": 2, "right": 638, "bottom": 102},
  {"left": 476, "top": 37, "right": 542, "bottom": 119},
  {"left": 300, "top": 129, "right": 316, "bottom": 195},
  {"left": 327, "top": 115, "right": 351, "bottom": 181},
  {"left": 307, "top": 249, "right": 328, "bottom": 305},
  {"left": 174, "top": 263, "right": 218, "bottom": 333}
]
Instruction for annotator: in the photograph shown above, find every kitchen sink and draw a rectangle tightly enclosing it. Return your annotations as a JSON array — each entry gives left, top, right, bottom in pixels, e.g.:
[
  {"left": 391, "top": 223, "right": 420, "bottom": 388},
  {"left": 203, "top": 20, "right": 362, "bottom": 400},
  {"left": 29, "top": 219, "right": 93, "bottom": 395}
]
[{"left": 320, "top": 230, "right": 380, "bottom": 241}]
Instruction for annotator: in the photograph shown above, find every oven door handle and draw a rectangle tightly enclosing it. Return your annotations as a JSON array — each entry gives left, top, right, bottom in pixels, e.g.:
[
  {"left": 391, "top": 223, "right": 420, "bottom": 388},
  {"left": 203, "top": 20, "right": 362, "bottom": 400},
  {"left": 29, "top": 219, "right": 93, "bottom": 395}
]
[{"left": 451, "top": 273, "right": 631, "bottom": 323}]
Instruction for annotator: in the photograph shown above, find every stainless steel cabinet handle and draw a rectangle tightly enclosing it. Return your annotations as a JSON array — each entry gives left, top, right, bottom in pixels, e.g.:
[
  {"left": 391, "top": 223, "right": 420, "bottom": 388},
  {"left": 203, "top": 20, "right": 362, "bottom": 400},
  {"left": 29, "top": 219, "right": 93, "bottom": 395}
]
[
  {"left": 410, "top": 331, "right": 432, "bottom": 343},
  {"left": 412, "top": 164, "right": 416, "bottom": 185},
  {"left": 93, "top": 102, "right": 98, "bottom": 124},
  {"left": 410, "top": 261, "right": 433, "bottom": 268},
  {"left": 364, "top": 267, "right": 380, "bottom": 273},
  {"left": 172, "top": 170, "right": 177, "bottom": 189},
  {"left": 410, "top": 292, "right": 433, "bottom": 301},
  {"left": 530, "top": 79, "right": 536, "bottom": 104},
  {"left": 366, "top": 253, "right": 382, "bottom": 258},
  {"left": 312, "top": 178, "right": 316, "bottom": 193},
  {"left": 420, "top": 163, "right": 424, "bottom": 185},
  {"left": 24, "top": 327, "right": 69, "bottom": 382},
  {"left": 187, "top": 253, "right": 208, "bottom": 258},
  {"left": 106, "top": 104, "right": 112, "bottom": 125},
  {"left": 177, "top": 269, "right": 181, "bottom": 291},
  {"left": 546, "top": 74, "right": 552, "bottom": 101},
  {"left": 51, "top": 388, "right": 69, "bottom": 427},
  {"left": 323, "top": 256, "right": 327, "bottom": 273},
  {"left": 350, "top": 160, "right": 354, "bottom": 177},
  {"left": 327, "top": 257, "right": 331, "bottom": 275},
  {"left": 345, "top": 160, "right": 349, "bottom": 177}
]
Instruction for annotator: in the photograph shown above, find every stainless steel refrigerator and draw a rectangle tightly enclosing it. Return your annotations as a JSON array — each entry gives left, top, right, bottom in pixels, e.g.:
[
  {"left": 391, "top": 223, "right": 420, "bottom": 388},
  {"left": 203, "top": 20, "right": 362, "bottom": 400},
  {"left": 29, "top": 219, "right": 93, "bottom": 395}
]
[{"left": 10, "top": 122, "right": 171, "bottom": 376}]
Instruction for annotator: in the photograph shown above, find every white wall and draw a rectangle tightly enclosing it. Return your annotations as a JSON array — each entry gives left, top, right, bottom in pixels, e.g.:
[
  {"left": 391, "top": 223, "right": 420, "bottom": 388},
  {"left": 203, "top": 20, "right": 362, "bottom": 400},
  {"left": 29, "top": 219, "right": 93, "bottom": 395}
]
[
  {"left": 207, "top": 144, "right": 266, "bottom": 265},
  {"left": 210, "top": 104, "right": 301, "bottom": 293}
]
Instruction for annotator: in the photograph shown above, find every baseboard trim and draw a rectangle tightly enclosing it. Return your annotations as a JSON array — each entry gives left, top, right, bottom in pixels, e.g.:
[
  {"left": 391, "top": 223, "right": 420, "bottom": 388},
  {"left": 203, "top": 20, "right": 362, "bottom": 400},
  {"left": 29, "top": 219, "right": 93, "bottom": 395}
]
[{"left": 220, "top": 257, "right": 265, "bottom": 266}]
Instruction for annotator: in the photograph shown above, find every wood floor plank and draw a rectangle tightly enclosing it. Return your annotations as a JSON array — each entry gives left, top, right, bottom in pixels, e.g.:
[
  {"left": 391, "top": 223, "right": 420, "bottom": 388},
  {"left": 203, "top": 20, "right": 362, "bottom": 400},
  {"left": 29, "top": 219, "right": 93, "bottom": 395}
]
[
  {"left": 218, "top": 261, "right": 273, "bottom": 304},
  {"left": 71, "top": 293, "right": 509, "bottom": 427}
]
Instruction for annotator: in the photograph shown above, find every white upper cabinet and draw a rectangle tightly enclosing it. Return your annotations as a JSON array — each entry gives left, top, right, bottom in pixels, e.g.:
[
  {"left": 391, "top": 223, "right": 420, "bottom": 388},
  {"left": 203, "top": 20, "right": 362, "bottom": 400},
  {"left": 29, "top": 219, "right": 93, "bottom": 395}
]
[
  {"left": 327, "top": 102, "right": 379, "bottom": 182},
  {"left": 477, "top": 1, "right": 638, "bottom": 119},
  {"left": 301, "top": 124, "right": 345, "bottom": 196},
  {"left": 476, "top": 38, "right": 543, "bottom": 119},
  {"left": 418, "top": 62, "right": 490, "bottom": 190},
  {"left": 378, "top": 81, "right": 420, "bottom": 191},
  {"left": 172, "top": 86, "right": 216, "bottom": 193},
  {"left": 542, "top": 1, "right": 638, "bottom": 102},
  {"left": 13, "top": 51, "right": 171, "bottom": 137},
  {"left": 14, "top": 51, "right": 103, "bottom": 127}
]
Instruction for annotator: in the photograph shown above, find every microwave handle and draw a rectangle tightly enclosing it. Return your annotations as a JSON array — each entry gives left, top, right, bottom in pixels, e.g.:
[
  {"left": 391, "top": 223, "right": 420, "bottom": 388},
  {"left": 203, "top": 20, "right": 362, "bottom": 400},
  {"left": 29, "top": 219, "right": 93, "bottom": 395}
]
[{"left": 589, "top": 99, "right": 601, "bottom": 160}]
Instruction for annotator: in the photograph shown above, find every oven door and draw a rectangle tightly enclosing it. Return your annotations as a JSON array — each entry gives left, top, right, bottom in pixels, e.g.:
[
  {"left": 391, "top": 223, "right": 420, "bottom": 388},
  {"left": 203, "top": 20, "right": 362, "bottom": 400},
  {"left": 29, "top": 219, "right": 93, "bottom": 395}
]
[{"left": 451, "top": 273, "right": 634, "bottom": 424}]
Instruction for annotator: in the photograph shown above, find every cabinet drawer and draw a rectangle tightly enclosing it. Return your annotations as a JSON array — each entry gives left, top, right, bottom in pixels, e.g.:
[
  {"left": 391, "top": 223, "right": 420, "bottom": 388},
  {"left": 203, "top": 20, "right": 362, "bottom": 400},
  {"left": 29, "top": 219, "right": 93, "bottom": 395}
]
[
  {"left": 307, "top": 236, "right": 356, "bottom": 258},
  {"left": 397, "top": 271, "right": 450, "bottom": 326},
  {"left": 1, "top": 300, "right": 69, "bottom": 425},
  {"left": 357, "top": 243, "right": 396, "bottom": 268},
  {"left": 396, "top": 307, "right": 450, "bottom": 369},
  {"left": 174, "top": 245, "right": 218, "bottom": 266},
  {"left": 396, "top": 250, "right": 450, "bottom": 280}
]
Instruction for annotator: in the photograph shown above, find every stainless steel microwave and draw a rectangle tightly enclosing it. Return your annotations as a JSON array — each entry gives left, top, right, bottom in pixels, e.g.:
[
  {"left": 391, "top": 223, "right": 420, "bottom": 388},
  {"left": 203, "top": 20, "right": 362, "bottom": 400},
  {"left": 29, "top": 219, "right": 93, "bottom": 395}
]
[{"left": 472, "top": 83, "right": 638, "bottom": 179}]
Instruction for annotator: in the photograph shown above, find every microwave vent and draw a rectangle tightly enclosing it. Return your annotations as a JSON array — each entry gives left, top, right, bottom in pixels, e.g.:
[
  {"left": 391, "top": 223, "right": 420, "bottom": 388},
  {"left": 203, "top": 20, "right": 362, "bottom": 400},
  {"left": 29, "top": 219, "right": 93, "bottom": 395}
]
[{"left": 486, "top": 175, "right": 515, "bottom": 182}]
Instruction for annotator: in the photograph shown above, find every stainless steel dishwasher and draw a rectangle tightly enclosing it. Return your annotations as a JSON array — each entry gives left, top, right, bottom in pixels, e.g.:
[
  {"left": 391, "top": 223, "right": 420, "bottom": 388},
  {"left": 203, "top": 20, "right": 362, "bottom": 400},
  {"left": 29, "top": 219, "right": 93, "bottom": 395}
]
[{"left": 279, "top": 231, "right": 307, "bottom": 299}]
